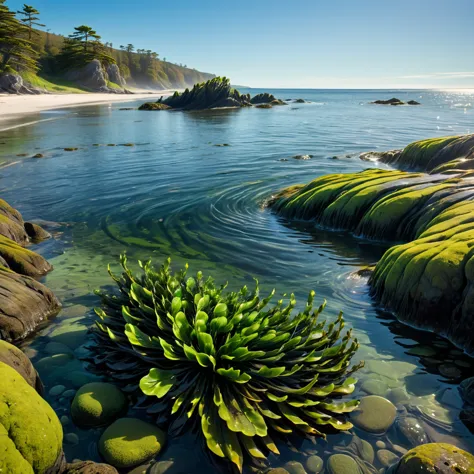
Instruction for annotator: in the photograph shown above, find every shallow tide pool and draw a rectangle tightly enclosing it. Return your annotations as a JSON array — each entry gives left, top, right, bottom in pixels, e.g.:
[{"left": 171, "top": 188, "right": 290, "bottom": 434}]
[{"left": 1, "top": 88, "right": 474, "bottom": 473}]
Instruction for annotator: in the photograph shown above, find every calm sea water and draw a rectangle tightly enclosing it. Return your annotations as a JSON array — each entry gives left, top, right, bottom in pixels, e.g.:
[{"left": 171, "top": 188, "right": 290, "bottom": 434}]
[{"left": 1, "top": 89, "right": 474, "bottom": 472}]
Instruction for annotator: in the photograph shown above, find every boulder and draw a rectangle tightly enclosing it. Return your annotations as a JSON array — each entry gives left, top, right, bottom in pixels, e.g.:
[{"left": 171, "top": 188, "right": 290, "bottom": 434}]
[
  {"left": 0, "top": 266, "right": 61, "bottom": 342},
  {"left": 393, "top": 443, "right": 474, "bottom": 473},
  {"left": 0, "top": 73, "right": 41, "bottom": 94},
  {"left": 0, "top": 235, "right": 52, "bottom": 277},
  {"left": 24, "top": 222, "right": 51, "bottom": 242},
  {"left": 64, "top": 461, "right": 118, "bottom": 474},
  {"left": 65, "top": 60, "right": 109, "bottom": 92},
  {"left": 372, "top": 98, "right": 405, "bottom": 105},
  {"left": 106, "top": 64, "right": 126, "bottom": 87},
  {"left": 0, "top": 362, "right": 64, "bottom": 474},
  {"left": 0, "top": 199, "right": 23, "bottom": 226},
  {"left": 0, "top": 340, "right": 43, "bottom": 394},
  {"left": 351, "top": 395, "right": 396, "bottom": 434},
  {"left": 71, "top": 382, "right": 128, "bottom": 428},
  {"left": 0, "top": 213, "right": 29, "bottom": 245},
  {"left": 98, "top": 418, "right": 166, "bottom": 469},
  {"left": 138, "top": 102, "right": 171, "bottom": 111}
]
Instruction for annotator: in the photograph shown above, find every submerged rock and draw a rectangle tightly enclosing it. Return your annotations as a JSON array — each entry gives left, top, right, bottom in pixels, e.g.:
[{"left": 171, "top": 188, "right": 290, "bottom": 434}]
[
  {"left": 397, "top": 416, "right": 429, "bottom": 447},
  {"left": 0, "top": 266, "right": 61, "bottom": 342},
  {"left": 372, "top": 98, "right": 405, "bottom": 105},
  {"left": 393, "top": 443, "right": 474, "bottom": 473},
  {"left": 327, "top": 454, "right": 361, "bottom": 474},
  {"left": 407, "top": 100, "right": 421, "bottom": 105},
  {"left": 138, "top": 102, "right": 171, "bottom": 111},
  {"left": 24, "top": 221, "right": 51, "bottom": 242},
  {"left": 71, "top": 382, "right": 128, "bottom": 427},
  {"left": 305, "top": 455, "right": 323, "bottom": 473},
  {"left": 0, "top": 362, "right": 64, "bottom": 474},
  {"left": 99, "top": 418, "right": 167, "bottom": 469},
  {"left": 351, "top": 395, "right": 397, "bottom": 434},
  {"left": 64, "top": 461, "right": 119, "bottom": 474}
]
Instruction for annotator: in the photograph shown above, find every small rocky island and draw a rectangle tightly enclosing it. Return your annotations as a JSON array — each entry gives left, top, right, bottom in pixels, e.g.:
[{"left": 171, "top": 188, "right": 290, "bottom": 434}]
[
  {"left": 139, "top": 77, "right": 287, "bottom": 111},
  {"left": 371, "top": 98, "right": 421, "bottom": 106}
]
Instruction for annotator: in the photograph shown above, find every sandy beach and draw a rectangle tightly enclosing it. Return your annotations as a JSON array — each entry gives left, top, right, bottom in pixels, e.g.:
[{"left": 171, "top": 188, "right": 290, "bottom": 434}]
[{"left": 0, "top": 91, "right": 175, "bottom": 130}]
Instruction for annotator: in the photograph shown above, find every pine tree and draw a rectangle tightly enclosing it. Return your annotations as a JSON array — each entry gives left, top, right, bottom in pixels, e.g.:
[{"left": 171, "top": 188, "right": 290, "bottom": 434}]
[
  {"left": 16, "top": 4, "right": 45, "bottom": 40},
  {"left": 0, "top": 0, "right": 38, "bottom": 73},
  {"left": 69, "top": 25, "right": 100, "bottom": 52}
]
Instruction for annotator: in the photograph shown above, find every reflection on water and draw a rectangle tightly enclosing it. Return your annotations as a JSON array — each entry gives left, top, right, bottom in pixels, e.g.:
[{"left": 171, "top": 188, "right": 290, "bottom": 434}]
[{"left": 2, "top": 89, "right": 474, "bottom": 472}]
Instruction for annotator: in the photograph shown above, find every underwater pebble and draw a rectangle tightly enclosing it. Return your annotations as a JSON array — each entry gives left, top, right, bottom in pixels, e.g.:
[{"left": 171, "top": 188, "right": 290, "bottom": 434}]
[
  {"left": 284, "top": 461, "right": 307, "bottom": 474},
  {"left": 397, "top": 416, "right": 428, "bottom": 447},
  {"left": 406, "top": 346, "right": 437, "bottom": 357},
  {"left": 440, "top": 387, "right": 463, "bottom": 409},
  {"left": 44, "top": 341, "right": 73, "bottom": 355},
  {"left": 327, "top": 454, "right": 360, "bottom": 474},
  {"left": 305, "top": 455, "right": 323, "bottom": 474},
  {"left": 351, "top": 396, "right": 397, "bottom": 434},
  {"left": 376, "top": 441, "right": 386, "bottom": 449},
  {"left": 35, "top": 353, "right": 74, "bottom": 375},
  {"left": 60, "top": 415, "right": 70, "bottom": 426},
  {"left": 455, "top": 359, "right": 471, "bottom": 368},
  {"left": 376, "top": 449, "right": 399, "bottom": 467},
  {"left": 64, "top": 432, "right": 79, "bottom": 445},
  {"left": 391, "top": 444, "right": 408, "bottom": 456},
  {"left": 439, "top": 364, "right": 462, "bottom": 379},
  {"left": 48, "top": 385, "right": 66, "bottom": 397},
  {"left": 63, "top": 389, "right": 76, "bottom": 398},
  {"left": 267, "top": 470, "right": 290, "bottom": 474},
  {"left": 147, "top": 460, "right": 174, "bottom": 474}
]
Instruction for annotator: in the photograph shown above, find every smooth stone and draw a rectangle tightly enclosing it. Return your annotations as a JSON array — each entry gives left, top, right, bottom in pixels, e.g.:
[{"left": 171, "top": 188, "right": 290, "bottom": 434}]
[
  {"left": 49, "top": 384, "right": 66, "bottom": 397},
  {"left": 64, "top": 460, "right": 118, "bottom": 474},
  {"left": 60, "top": 415, "right": 70, "bottom": 426},
  {"left": 284, "top": 461, "right": 307, "bottom": 474},
  {"left": 267, "top": 470, "right": 290, "bottom": 474},
  {"left": 360, "top": 439, "right": 375, "bottom": 464},
  {"left": 455, "top": 359, "right": 471, "bottom": 368},
  {"left": 71, "top": 382, "right": 128, "bottom": 428},
  {"left": 439, "top": 363, "right": 462, "bottom": 379},
  {"left": 35, "top": 353, "right": 74, "bottom": 375},
  {"left": 64, "top": 433, "right": 79, "bottom": 445},
  {"left": 376, "top": 449, "right": 399, "bottom": 468},
  {"left": 440, "top": 387, "right": 463, "bottom": 409},
  {"left": 351, "top": 396, "right": 397, "bottom": 434},
  {"left": 327, "top": 454, "right": 360, "bottom": 474},
  {"left": 48, "top": 320, "right": 88, "bottom": 349},
  {"left": 406, "top": 346, "right": 437, "bottom": 357},
  {"left": 361, "top": 379, "right": 388, "bottom": 397},
  {"left": 376, "top": 441, "right": 386, "bottom": 449},
  {"left": 391, "top": 444, "right": 408, "bottom": 456},
  {"left": 62, "top": 370, "right": 102, "bottom": 388},
  {"left": 397, "top": 416, "right": 428, "bottom": 447},
  {"left": 305, "top": 455, "right": 323, "bottom": 474},
  {"left": 45, "top": 341, "right": 73, "bottom": 355},
  {"left": 63, "top": 389, "right": 76, "bottom": 398},
  {"left": 99, "top": 418, "right": 167, "bottom": 469}
]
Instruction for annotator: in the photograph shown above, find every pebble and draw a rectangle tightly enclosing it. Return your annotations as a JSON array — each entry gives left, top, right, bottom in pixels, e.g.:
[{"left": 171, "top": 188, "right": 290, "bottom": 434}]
[
  {"left": 376, "top": 449, "right": 399, "bottom": 467},
  {"left": 361, "top": 379, "right": 388, "bottom": 397},
  {"left": 64, "top": 433, "right": 79, "bottom": 445},
  {"left": 406, "top": 346, "right": 437, "bottom": 357},
  {"left": 48, "top": 385, "right": 66, "bottom": 397},
  {"left": 439, "top": 364, "right": 462, "bottom": 379},
  {"left": 63, "top": 389, "right": 77, "bottom": 398},
  {"left": 305, "top": 455, "right": 323, "bottom": 473},
  {"left": 351, "top": 396, "right": 397, "bottom": 434},
  {"left": 391, "top": 444, "right": 408, "bottom": 456},
  {"left": 44, "top": 341, "right": 73, "bottom": 355},
  {"left": 284, "top": 461, "right": 307, "bottom": 474},
  {"left": 397, "top": 416, "right": 428, "bottom": 446},
  {"left": 147, "top": 461, "right": 174, "bottom": 474},
  {"left": 376, "top": 441, "right": 386, "bottom": 449},
  {"left": 327, "top": 454, "right": 360, "bottom": 474},
  {"left": 60, "top": 416, "right": 70, "bottom": 427}
]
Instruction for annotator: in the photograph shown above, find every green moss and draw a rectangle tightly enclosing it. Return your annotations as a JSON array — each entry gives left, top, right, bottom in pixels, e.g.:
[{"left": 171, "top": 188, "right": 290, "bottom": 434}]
[
  {"left": 107, "top": 81, "right": 123, "bottom": 90},
  {"left": 98, "top": 418, "right": 166, "bottom": 469},
  {"left": 0, "top": 362, "right": 63, "bottom": 474},
  {"left": 21, "top": 71, "right": 87, "bottom": 94},
  {"left": 71, "top": 382, "right": 128, "bottom": 427}
]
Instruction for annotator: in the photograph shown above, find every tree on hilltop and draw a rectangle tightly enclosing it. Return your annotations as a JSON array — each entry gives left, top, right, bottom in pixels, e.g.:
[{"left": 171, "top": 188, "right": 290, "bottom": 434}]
[
  {"left": 70, "top": 25, "right": 100, "bottom": 52},
  {"left": 16, "top": 4, "right": 45, "bottom": 40},
  {"left": 0, "top": 0, "right": 38, "bottom": 73}
]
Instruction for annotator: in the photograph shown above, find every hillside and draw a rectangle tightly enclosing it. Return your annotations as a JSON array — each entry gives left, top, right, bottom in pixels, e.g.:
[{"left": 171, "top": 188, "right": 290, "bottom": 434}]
[{"left": 31, "top": 29, "right": 214, "bottom": 91}]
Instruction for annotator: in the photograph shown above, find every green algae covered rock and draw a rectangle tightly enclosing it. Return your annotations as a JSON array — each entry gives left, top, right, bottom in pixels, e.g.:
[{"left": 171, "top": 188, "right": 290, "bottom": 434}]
[
  {"left": 393, "top": 443, "right": 474, "bottom": 473},
  {"left": 327, "top": 454, "right": 361, "bottom": 474},
  {"left": 0, "top": 234, "right": 52, "bottom": 277},
  {"left": 0, "top": 362, "right": 63, "bottom": 474},
  {"left": 351, "top": 395, "right": 396, "bottom": 434},
  {"left": 98, "top": 418, "right": 167, "bottom": 469},
  {"left": 71, "top": 382, "right": 128, "bottom": 427},
  {"left": 138, "top": 102, "right": 171, "bottom": 111}
]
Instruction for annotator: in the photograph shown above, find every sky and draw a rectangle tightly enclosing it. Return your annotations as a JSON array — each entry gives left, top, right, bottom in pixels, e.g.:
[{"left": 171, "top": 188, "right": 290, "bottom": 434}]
[{"left": 7, "top": 0, "right": 474, "bottom": 89}]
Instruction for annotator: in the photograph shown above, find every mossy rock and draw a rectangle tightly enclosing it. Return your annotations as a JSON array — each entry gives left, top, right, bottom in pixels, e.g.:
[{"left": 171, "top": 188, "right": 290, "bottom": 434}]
[
  {"left": 394, "top": 443, "right": 474, "bottom": 473},
  {"left": 71, "top": 382, "right": 128, "bottom": 427},
  {"left": 0, "top": 234, "right": 52, "bottom": 277},
  {"left": 0, "top": 340, "right": 42, "bottom": 393},
  {"left": 327, "top": 454, "right": 361, "bottom": 474},
  {"left": 0, "top": 362, "right": 63, "bottom": 474},
  {"left": 98, "top": 418, "right": 167, "bottom": 468},
  {"left": 0, "top": 213, "right": 29, "bottom": 245},
  {"left": 24, "top": 222, "right": 51, "bottom": 242},
  {"left": 138, "top": 102, "right": 171, "bottom": 111}
]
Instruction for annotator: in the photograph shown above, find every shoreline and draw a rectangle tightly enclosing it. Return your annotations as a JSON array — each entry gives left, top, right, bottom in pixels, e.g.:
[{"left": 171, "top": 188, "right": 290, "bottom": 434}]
[{"left": 0, "top": 90, "right": 175, "bottom": 131}]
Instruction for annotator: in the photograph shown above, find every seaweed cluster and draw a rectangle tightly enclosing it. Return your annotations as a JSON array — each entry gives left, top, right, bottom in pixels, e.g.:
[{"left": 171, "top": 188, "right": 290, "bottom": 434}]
[{"left": 90, "top": 255, "right": 362, "bottom": 471}]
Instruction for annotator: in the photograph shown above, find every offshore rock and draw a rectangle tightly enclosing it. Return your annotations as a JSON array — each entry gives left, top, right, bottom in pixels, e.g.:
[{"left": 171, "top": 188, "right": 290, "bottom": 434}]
[
  {"left": 0, "top": 266, "right": 61, "bottom": 342},
  {"left": 250, "top": 92, "right": 277, "bottom": 104},
  {"left": 372, "top": 98, "right": 405, "bottom": 105}
]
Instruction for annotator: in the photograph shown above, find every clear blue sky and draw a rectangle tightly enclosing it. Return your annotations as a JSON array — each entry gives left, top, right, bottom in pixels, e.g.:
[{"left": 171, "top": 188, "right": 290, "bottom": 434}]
[{"left": 7, "top": 0, "right": 474, "bottom": 88}]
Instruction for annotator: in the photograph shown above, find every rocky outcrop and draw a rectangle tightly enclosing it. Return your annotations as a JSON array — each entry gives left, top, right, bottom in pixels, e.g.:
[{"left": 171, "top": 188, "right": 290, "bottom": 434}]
[
  {"left": 140, "top": 77, "right": 285, "bottom": 111},
  {"left": 269, "top": 134, "right": 474, "bottom": 354},
  {"left": 106, "top": 63, "right": 126, "bottom": 87},
  {"left": 372, "top": 98, "right": 405, "bottom": 105},
  {"left": 0, "top": 73, "right": 42, "bottom": 94},
  {"left": 65, "top": 60, "right": 127, "bottom": 93},
  {"left": 0, "top": 266, "right": 61, "bottom": 342}
]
